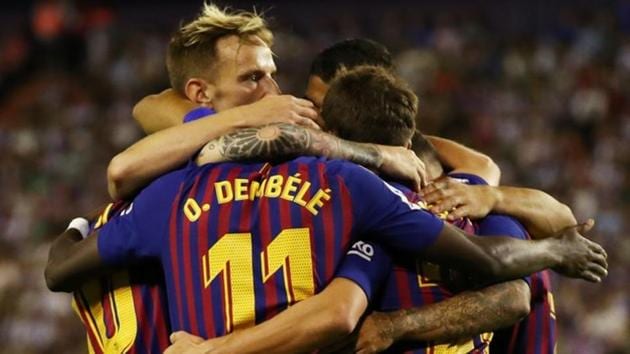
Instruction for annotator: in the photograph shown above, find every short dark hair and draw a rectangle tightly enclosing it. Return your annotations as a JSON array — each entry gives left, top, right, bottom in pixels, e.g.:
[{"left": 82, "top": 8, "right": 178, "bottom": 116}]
[
  {"left": 309, "top": 38, "right": 394, "bottom": 83},
  {"left": 322, "top": 65, "right": 417, "bottom": 146}
]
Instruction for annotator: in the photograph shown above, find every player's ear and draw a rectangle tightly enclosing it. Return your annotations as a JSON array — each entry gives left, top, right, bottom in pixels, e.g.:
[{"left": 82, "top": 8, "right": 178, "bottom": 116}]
[
  {"left": 184, "top": 78, "right": 215, "bottom": 107},
  {"left": 405, "top": 139, "right": 413, "bottom": 149}
]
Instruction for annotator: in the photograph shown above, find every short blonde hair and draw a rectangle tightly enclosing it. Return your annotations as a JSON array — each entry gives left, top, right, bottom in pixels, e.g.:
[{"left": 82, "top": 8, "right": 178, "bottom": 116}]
[{"left": 166, "top": 3, "right": 273, "bottom": 94}]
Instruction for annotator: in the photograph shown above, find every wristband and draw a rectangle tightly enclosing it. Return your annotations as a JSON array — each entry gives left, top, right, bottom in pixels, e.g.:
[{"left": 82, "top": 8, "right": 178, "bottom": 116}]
[{"left": 66, "top": 217, "right": 90, "bottom": 239}]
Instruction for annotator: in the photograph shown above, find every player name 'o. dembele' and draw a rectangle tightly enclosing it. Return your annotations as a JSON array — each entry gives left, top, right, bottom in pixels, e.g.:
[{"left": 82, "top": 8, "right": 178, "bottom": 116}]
[{"left": 183, "top": 173, "right": 333, "bottom": 220}]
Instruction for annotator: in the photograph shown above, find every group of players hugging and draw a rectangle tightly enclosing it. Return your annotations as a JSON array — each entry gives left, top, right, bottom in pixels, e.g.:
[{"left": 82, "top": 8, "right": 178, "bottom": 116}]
[{"left": 45, "top": 4, "right": 608, "bottom": 354}]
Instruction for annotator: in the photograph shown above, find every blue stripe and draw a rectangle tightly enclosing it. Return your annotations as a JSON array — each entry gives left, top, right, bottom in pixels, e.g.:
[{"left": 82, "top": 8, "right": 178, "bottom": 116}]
[
  {"left": 175, "top": 191, "right": 191, "bottom": 332},
  {"left": 133, "top": 285, "right": 151, "bottom": 354}
]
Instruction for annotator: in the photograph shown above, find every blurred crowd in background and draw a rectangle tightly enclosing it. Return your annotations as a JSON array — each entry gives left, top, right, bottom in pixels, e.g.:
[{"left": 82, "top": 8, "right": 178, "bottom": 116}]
[{"left": 0, "top": 0, "right": 628, "bottom": 353}]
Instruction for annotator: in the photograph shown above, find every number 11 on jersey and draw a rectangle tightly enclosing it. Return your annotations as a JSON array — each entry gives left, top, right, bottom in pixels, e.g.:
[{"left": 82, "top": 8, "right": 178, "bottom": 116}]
[{"left": 201, "top": 227, "right": 315, "bottom": 332}]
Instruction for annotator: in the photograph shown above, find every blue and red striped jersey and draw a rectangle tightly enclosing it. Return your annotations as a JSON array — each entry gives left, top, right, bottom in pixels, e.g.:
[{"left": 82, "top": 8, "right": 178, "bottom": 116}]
[
  {"left": 376, "top": 173, "right": 543, "bottom": 354},
  {"left": 72, "top": 201, "right": 171, "bottom": 354},
  {"left": 377, "top": 217, "right": 494, "bottom": 354},
  {"left": 489, "top": 247, "right": 556, "bottom": 353},
  {"left": 96, "top": 157, "right": 446, "bottom": 339},
  {"left": 441, "top": 173, "right": 557, "bottom": 354}
]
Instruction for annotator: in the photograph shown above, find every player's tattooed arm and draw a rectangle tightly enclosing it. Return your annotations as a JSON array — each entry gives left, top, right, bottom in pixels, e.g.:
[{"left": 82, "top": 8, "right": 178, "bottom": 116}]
[
  {"left": 197, "top": 123, "right": 427, "bottom": 191},
  {"left": 355, "top": 280, "right": 530, "bottom": 352},
  {"left": 197, "top": 123, "right": 379, "bottom": 164}
]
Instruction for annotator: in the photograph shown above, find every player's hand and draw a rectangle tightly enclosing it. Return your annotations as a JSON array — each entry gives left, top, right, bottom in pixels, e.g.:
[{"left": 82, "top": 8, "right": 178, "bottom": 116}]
[
  {"left": 355, "top": 311, "right": 397, "bottom": 354},
  {"left": 552, "top": 219, "right": 608, "bottom": 282},
  {"left": 422, "top": 177, "right": 496, "bottom": 220},
  {"left": 166, "top": 331, "right": 217, "bottom": 354},
  {"left": 377, "top": 145, "right": 427, "bottom": 192},
  {"left": 238, "top": 95, "right": 321, "bottom": 130}
]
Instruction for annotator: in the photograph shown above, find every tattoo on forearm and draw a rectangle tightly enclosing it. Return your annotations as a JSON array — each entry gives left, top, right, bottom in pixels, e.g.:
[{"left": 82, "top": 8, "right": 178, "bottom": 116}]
[
  {"left": 208, "top": 123, "right": 383, "bottom": 168},
  {"left": 397, "top": 280, "right": 528, "bottom": 343},
  {"left": 219, "top": 125, "right": 311, "bottom": 160}
]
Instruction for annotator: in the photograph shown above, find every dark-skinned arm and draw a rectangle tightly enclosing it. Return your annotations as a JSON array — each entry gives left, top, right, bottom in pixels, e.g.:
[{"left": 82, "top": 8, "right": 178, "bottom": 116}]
[
  {"left": 421, "top": 221, "right": 607, "bottom": 284},
  {"left": 45, "top": 229, "right": 105, "bottom": 292},
  {"left": 196, "top": 123, "right": 427, "bottom": 191}
]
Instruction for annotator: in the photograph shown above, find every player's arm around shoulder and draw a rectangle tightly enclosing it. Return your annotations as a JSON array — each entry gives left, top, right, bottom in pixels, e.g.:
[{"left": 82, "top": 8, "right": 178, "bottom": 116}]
[
  {"left": 166, "top": 240, "right": 390, "bottom": 354},
  {"left": 196, "top": 123, "right": 427, "bottom": 190},
  {"left": 166, "top": 278, "right": 367, "bottom": 354},
  {"left": 110, "top": 94, "right": 321, "bottom": 200},
  {"left": 423, "top": 177, "right": 578, "bottom": 238},
  {"left": 133, "top": 89, "right": 197, "bottom": 134},
  {"left": 45, "top": 225, "right": 105, "bottom": 292},
  {"left": 425, "top": 135, "right": 500, "bottom": 186},
  {"left": 424, "top": 220, "right": 607, "bottom": 284}
]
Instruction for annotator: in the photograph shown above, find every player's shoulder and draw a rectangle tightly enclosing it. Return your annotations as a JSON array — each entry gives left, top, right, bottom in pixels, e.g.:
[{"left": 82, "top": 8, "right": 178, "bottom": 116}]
[
  {"left": 134, "top": 167, "right": 189, "bottom": 205},
  {"left": 283, "top": 156, "right": 374, "bottom": 178}
]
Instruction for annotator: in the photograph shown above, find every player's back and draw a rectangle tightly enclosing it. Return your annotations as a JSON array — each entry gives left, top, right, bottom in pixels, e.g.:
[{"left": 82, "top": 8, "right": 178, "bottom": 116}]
[
  {"left": 97, "top": 156, "right": 444, "bottom": 340},
  {"left": 163, "top": 157, "right": 367, "bottom": 338},
  {"left": 377, "top": 174, "right": 495, "bottom": 354}
]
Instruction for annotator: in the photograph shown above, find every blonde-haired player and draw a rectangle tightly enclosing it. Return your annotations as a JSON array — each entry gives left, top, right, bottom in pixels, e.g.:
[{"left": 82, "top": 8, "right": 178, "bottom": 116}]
[{"left": 66, "top": 4, "right": 322, "bottom": 354}]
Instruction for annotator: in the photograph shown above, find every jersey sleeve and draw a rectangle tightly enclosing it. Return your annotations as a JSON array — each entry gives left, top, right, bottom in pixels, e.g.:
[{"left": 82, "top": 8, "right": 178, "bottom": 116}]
[
  {"left": 334, "top": 240, "right": 392, "bottom": 302},
  {"left": 476, "top": 214, "right": 532, "bottom": 287},
  {"left": 97, "top": 171, "right": 183, "bottom": 266},
  {"left": 447, "top": 172, "right": 488, "bottom": 186},
  {"left": 335, "top": 163, "right": 445, "bottom": 254},
  {"left": 183, "top": 107, "right": 216, "bottom": 123}
]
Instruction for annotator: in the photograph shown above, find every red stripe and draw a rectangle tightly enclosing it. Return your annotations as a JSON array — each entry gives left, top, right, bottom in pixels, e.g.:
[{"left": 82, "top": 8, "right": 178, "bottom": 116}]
[
  {"left": 507, "top": 321, "right": 521, "bottom": 353},
  {"left": 526, "top": 272, "right": 539, "bottom": 354},
  {"left": 130, "top": 284, "right": 149, "bottom": 353},
  {"left": 297, "top": 164, "right": 318, "bottom": 288},
  {"left": 539, "top": 270, "right": 554, "bottom": 354},
  {"left": 541, "top": 292, "right": 550, "bottom": 354},
  {"left": 74, "top": 292, "right": 105, "bottom": 354},
  {"left": 258, "top": 171, "right": 279, "bottom": 321},
  {"left": 394, "top": 267, "right": 413, "bottom": 308},
  {"left": 151, "top": 285, "right": 170, "bottom": 352},
  {"left": 338, "top": 177, "right": 354, "bottom": 248},
  {"left": 169, "top": 182, "right": 186, "bottom": 329},
  {"left": 198, "top": 167, "right": 222, "bottom": 337},
  {"left": 101, "top": 279, "right": 116, "bottom": 338},
  {"left": 182, "top": 175, "right": 203, "bottom": 335}
]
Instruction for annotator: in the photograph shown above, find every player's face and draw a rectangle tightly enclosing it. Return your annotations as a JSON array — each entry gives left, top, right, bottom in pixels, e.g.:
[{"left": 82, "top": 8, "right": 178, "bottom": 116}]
[{"left": 209, "top": 35, "right": 280, "bottom": 111}]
